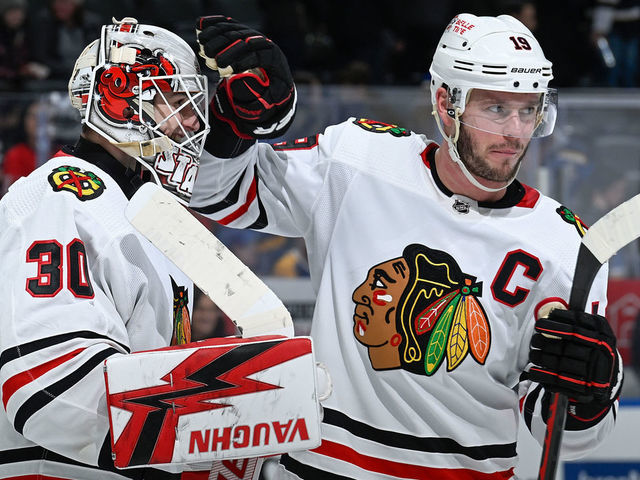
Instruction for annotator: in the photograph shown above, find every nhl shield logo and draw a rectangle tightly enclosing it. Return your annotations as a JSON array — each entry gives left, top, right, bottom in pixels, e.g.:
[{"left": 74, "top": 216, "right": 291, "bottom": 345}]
[{"left": 452, "top": 199, "right": 470, "bottom": 214}]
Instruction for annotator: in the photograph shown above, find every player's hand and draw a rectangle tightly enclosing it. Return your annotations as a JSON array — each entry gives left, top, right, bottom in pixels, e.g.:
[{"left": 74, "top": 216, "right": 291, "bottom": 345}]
[
  {"left": 527, "top": 308, "right": 620, "bottom": 405},
  {"left": 196, "top": 15, "right": 296, "bottom": 139}
]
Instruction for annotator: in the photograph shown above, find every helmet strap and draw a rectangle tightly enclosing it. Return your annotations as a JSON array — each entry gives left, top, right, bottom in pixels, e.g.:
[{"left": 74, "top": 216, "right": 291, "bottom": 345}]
[
  {"left": 113, "top": 135, "right": 173, "bottom": 158},
  {"left": 431, "top": 106, "right": 518, "bottom": 193}
]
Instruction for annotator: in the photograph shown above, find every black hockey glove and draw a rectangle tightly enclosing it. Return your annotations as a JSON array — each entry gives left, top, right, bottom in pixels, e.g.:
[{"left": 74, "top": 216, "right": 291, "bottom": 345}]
[
  {"left": 526, "top": 308, "right": 622, "bottom": 428},
  {"left": 196, "top": 16, "right": 296, "bottom": 140},
  {"left": 527, "top": 309, "right": 622, "bottom": 429}
]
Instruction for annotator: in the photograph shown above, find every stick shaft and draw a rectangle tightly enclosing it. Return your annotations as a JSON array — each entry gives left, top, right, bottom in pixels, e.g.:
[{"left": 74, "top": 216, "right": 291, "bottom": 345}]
[{"left": 537, "top": 245, "right": 602, "bottom": 480}]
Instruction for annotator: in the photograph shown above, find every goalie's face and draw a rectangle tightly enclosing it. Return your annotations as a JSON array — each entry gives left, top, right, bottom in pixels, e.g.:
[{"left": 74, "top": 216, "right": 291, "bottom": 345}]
[{"left": 153, "top": 91, "right": 201, "bottom": 141}]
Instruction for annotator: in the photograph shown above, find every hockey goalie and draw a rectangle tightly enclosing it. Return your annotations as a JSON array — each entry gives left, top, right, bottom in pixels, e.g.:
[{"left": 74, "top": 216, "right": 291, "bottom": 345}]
[{"left": 0, "top": 17, "right": 323, "bottom": 480}]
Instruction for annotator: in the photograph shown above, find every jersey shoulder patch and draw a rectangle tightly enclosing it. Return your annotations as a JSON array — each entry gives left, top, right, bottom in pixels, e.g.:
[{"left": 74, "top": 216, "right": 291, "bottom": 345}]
[
  {"left": 556, "top": 205, "right": 589, "bottom": 237},
  {"left": 352, "top": 118, "right": 410, "bottom": 137},
  {"left": 48, "top": 165, "right": 106, "bottom": 201}
]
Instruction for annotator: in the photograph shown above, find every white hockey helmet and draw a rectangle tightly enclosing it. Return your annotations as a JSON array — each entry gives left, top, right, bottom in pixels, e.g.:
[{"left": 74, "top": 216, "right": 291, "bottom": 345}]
[
  {"left": 68, "top": 17, "right": 209, "bottom": 203},
  {"left": 428, "top": 13, "right": 556, "bottom": 191}
]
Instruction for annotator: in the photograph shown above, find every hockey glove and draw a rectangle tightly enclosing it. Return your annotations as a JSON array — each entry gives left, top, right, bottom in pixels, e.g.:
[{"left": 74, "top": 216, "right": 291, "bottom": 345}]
[
  {"left": 196, "top": 15, "right": 296, "bottom": 140},
  {"left": 527, "top": 308, "right": 621, "bottom": 406}
]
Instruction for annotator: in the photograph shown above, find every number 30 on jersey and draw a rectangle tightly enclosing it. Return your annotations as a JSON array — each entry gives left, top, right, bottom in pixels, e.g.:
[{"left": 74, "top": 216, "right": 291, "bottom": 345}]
[{"left": 26, "top": 239, "right": 94, "bottom": 299}]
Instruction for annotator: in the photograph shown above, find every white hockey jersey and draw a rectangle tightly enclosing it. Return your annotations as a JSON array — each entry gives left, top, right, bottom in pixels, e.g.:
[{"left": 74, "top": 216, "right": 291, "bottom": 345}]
[
  {"left": 191, "top": 118, "right": 618, "bottom": 479},
  {"left": 0, "top": 141, "right": 194, "bottom": 479}
]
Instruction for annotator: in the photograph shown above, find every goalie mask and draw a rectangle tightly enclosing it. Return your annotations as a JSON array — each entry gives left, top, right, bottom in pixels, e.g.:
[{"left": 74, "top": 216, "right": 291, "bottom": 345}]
[
  {"left": 69, "top": 17, "right": 209, "bottom": 203},
  {"left": 429, "top": 13, "right": 556, "bottom": 192}
]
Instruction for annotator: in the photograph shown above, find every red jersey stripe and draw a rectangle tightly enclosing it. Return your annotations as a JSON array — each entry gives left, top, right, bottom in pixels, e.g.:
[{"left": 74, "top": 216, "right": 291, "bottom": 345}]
[
  {"left": 2, "top": 348, "right": 85, "bottom": 408},
  {"left": 218, "top": 175, "right": 258, "bottom": 225},
  {"left": 313, "top": 439, "right": 515, "bottom": 479}
]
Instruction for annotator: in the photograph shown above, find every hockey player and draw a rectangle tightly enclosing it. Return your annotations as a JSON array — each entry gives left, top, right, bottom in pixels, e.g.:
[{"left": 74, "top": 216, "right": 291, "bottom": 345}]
[
  {"left": 0, "top": 17, "right": 215, "bottom": 479},
  {"left": 191, "top": 13, "right": 623, "bottom": 479}
]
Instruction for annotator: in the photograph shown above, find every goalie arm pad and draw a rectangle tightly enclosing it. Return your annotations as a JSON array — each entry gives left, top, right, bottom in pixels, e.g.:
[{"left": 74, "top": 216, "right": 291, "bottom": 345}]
[{"left": 104, "top": 336, "right": 323, "bottom": 468}]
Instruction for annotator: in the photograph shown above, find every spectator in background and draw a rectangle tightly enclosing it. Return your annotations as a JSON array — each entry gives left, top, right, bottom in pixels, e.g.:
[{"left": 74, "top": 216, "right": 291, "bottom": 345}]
[
  {"left": 1, "top": 101, "right": 56, "bottom": 196},
  {"left": 499, "top": 0, "right": 538, "bottom": 31},
  {"left": 534, "top": 0, "right": 594, "bottom": 86},
  {"left": 256, "top": 236, "right": 310, "bottom": 277},
  {"left": 191, "top": 288, "right": 238, "bottom": 341},
  {"left": 29, "top": 0, "right": 101, "bottom": 81},
  {"left": 0, "top": 0, "right": 48, "bottom": 85},
  {"left": 388, "top": 1, "right": 454, "bottom": 84},
  {"left": 591, "top": 0, "right": 640, "bottom": 87}
]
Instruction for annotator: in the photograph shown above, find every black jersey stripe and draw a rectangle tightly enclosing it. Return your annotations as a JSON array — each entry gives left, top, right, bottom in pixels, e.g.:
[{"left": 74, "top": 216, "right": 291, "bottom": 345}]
[
  {"left": 0, "top": 446, "right": 145, "bottom": 479},
  {"left": 247, "top": 171, "right": 268, "bottom": 229},
  {"left": 322, "top": 407, "right": 517, "bottom": 460},
  {"left": 13, "top": 347, "right": 118, "bottom": 434},
  {"left": 190, "top": 165, "right": 250, "bottom": 215},
  {"left": 192, "top": 165, "right": 269, "bottom": 230},
  {"left": 280, "top": 453, "right": 356, "bottom": 480},
  {"left": 523, "top": 384, "right": 543, "bottom": 433},
  {"left": 0, "top": 330, "right": 129, "bottom": 369},
  {"left": 0, "top": 445, "right": 179, "bottom": 480}
]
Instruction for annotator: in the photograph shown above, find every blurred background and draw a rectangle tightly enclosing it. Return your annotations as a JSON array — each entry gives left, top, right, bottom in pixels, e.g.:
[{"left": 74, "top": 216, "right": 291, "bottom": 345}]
[{"left": 0, "top": 0, "right": 638, "bottom": 477}]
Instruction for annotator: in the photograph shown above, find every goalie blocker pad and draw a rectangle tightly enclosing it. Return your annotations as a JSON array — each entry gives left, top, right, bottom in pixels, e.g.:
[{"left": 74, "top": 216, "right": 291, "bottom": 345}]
[{"left": 104, "top": 335, "right": 321, "bottom": 469}]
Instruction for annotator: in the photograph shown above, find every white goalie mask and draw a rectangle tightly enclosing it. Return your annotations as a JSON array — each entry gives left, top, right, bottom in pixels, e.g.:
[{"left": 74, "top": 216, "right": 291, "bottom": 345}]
[
  {"left": 429, "top": 14, "right": 556, "bottom": 192},
  {"left": 69, "top": 17, "right": 210, "bottom": 203}
]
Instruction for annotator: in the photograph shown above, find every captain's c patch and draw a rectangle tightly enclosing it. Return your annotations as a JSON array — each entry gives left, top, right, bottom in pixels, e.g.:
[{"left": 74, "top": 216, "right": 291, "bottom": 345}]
[{"left": 48, "top": 166, "right": 106, "bottom": 201}]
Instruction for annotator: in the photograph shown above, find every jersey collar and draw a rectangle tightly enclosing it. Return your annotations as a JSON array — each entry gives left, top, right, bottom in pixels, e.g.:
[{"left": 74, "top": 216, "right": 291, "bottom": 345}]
[
  {"left": 62, "top": 137, "right": 150, "bottom": 199},
  {"left": 422, "top": 143, "right": 531, "bottom": 209}
]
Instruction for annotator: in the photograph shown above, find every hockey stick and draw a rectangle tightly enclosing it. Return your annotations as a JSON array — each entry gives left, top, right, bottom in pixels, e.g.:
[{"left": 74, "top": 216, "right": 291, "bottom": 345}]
[
  {"left": 538, "top": 192, "right": 640, "bottom": 480},
  {"left": 126, "top": 183, "right": 293, "bottom": 339},
  {"left": 126, "top": 183, "right": 295, "bottom": 480}
]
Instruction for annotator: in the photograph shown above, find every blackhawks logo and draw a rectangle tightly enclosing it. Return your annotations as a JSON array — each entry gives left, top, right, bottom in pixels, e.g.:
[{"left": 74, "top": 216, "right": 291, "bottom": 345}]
[
  {"left": 48, "top": 165, "right": 106, "bottom": 201},
  {"left": 353, "top": 118, "right": 410, "bottom": 137},
  {"left": 352, "top": 244, "right": 490, "bottom": 376},
  {"left": 170, "top": 277, "right": 191, "bottom": 346},
  {"left": 556, "top": 206, "right": 588, "bottom": 237}
]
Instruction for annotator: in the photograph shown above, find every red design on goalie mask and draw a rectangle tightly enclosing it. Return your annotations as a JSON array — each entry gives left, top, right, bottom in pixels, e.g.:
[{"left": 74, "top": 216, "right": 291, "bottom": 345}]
[{"left": 96, "top": 47, "right": 177, "bottom": 125}]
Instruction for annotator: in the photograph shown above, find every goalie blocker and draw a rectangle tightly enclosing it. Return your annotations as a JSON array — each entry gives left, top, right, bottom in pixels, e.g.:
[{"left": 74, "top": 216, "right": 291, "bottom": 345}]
[{"left": 104, "top": 335, "right": 322, "bottom": 469}]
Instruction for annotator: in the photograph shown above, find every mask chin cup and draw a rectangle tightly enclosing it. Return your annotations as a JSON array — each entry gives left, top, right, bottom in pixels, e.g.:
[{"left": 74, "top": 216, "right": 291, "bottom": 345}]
[{"left": 113, "top": 135, "right": 173, "bottom": 158}]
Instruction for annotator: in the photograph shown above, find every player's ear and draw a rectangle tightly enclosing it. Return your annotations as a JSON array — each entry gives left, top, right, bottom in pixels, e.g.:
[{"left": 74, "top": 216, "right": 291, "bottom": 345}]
[{"left": 434, "top": 87, "right": 456, "bottom": 132}]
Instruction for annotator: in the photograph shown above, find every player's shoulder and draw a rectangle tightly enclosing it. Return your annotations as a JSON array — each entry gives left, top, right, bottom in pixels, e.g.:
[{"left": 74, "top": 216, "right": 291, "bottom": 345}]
[
  {"left": 8, "top": 152, "right": 113, "bottom": 202},
  {"left": 311, "top": 117, "right": 429, "bottom": 167},
  {"left": 333, "top": 117, "right": 423, "bottom": 144},
  {"left": 2, "top": 152, "right": 129, "bottom": 233},
  {"left": 274, "top": 117, "right": 423, "bottom": 149},
  {"left": 534, "top": 192, "right": 590, "bottom": 243}
]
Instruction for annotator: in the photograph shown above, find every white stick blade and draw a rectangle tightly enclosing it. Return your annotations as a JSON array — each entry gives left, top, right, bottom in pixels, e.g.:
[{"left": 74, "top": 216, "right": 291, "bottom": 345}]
[
  {"left": 582, "top": 193, "right": 640, "bottom": 264},
  {"left": 126, "top": 183, "right": 293, "bottom": 337}
]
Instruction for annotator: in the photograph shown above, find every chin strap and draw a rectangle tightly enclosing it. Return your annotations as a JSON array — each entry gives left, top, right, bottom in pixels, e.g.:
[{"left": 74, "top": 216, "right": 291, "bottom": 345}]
[
  {"left": 112, "top": 135, "right": 173, "bottom": 158},
  {"left": 431, "top": 107, "right": 519, "bottom": 193}
]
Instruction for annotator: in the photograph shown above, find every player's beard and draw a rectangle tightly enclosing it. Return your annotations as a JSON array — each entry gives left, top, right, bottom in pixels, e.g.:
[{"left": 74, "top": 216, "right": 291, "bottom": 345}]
[{"left": 457, "top": 124, "right": 529, "bottom": 183}]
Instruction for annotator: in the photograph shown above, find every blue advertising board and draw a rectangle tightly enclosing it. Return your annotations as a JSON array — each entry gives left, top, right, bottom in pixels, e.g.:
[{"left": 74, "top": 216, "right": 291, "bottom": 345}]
[{"left": 564, "top": 462, "right": 640, "bottom": 480}]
